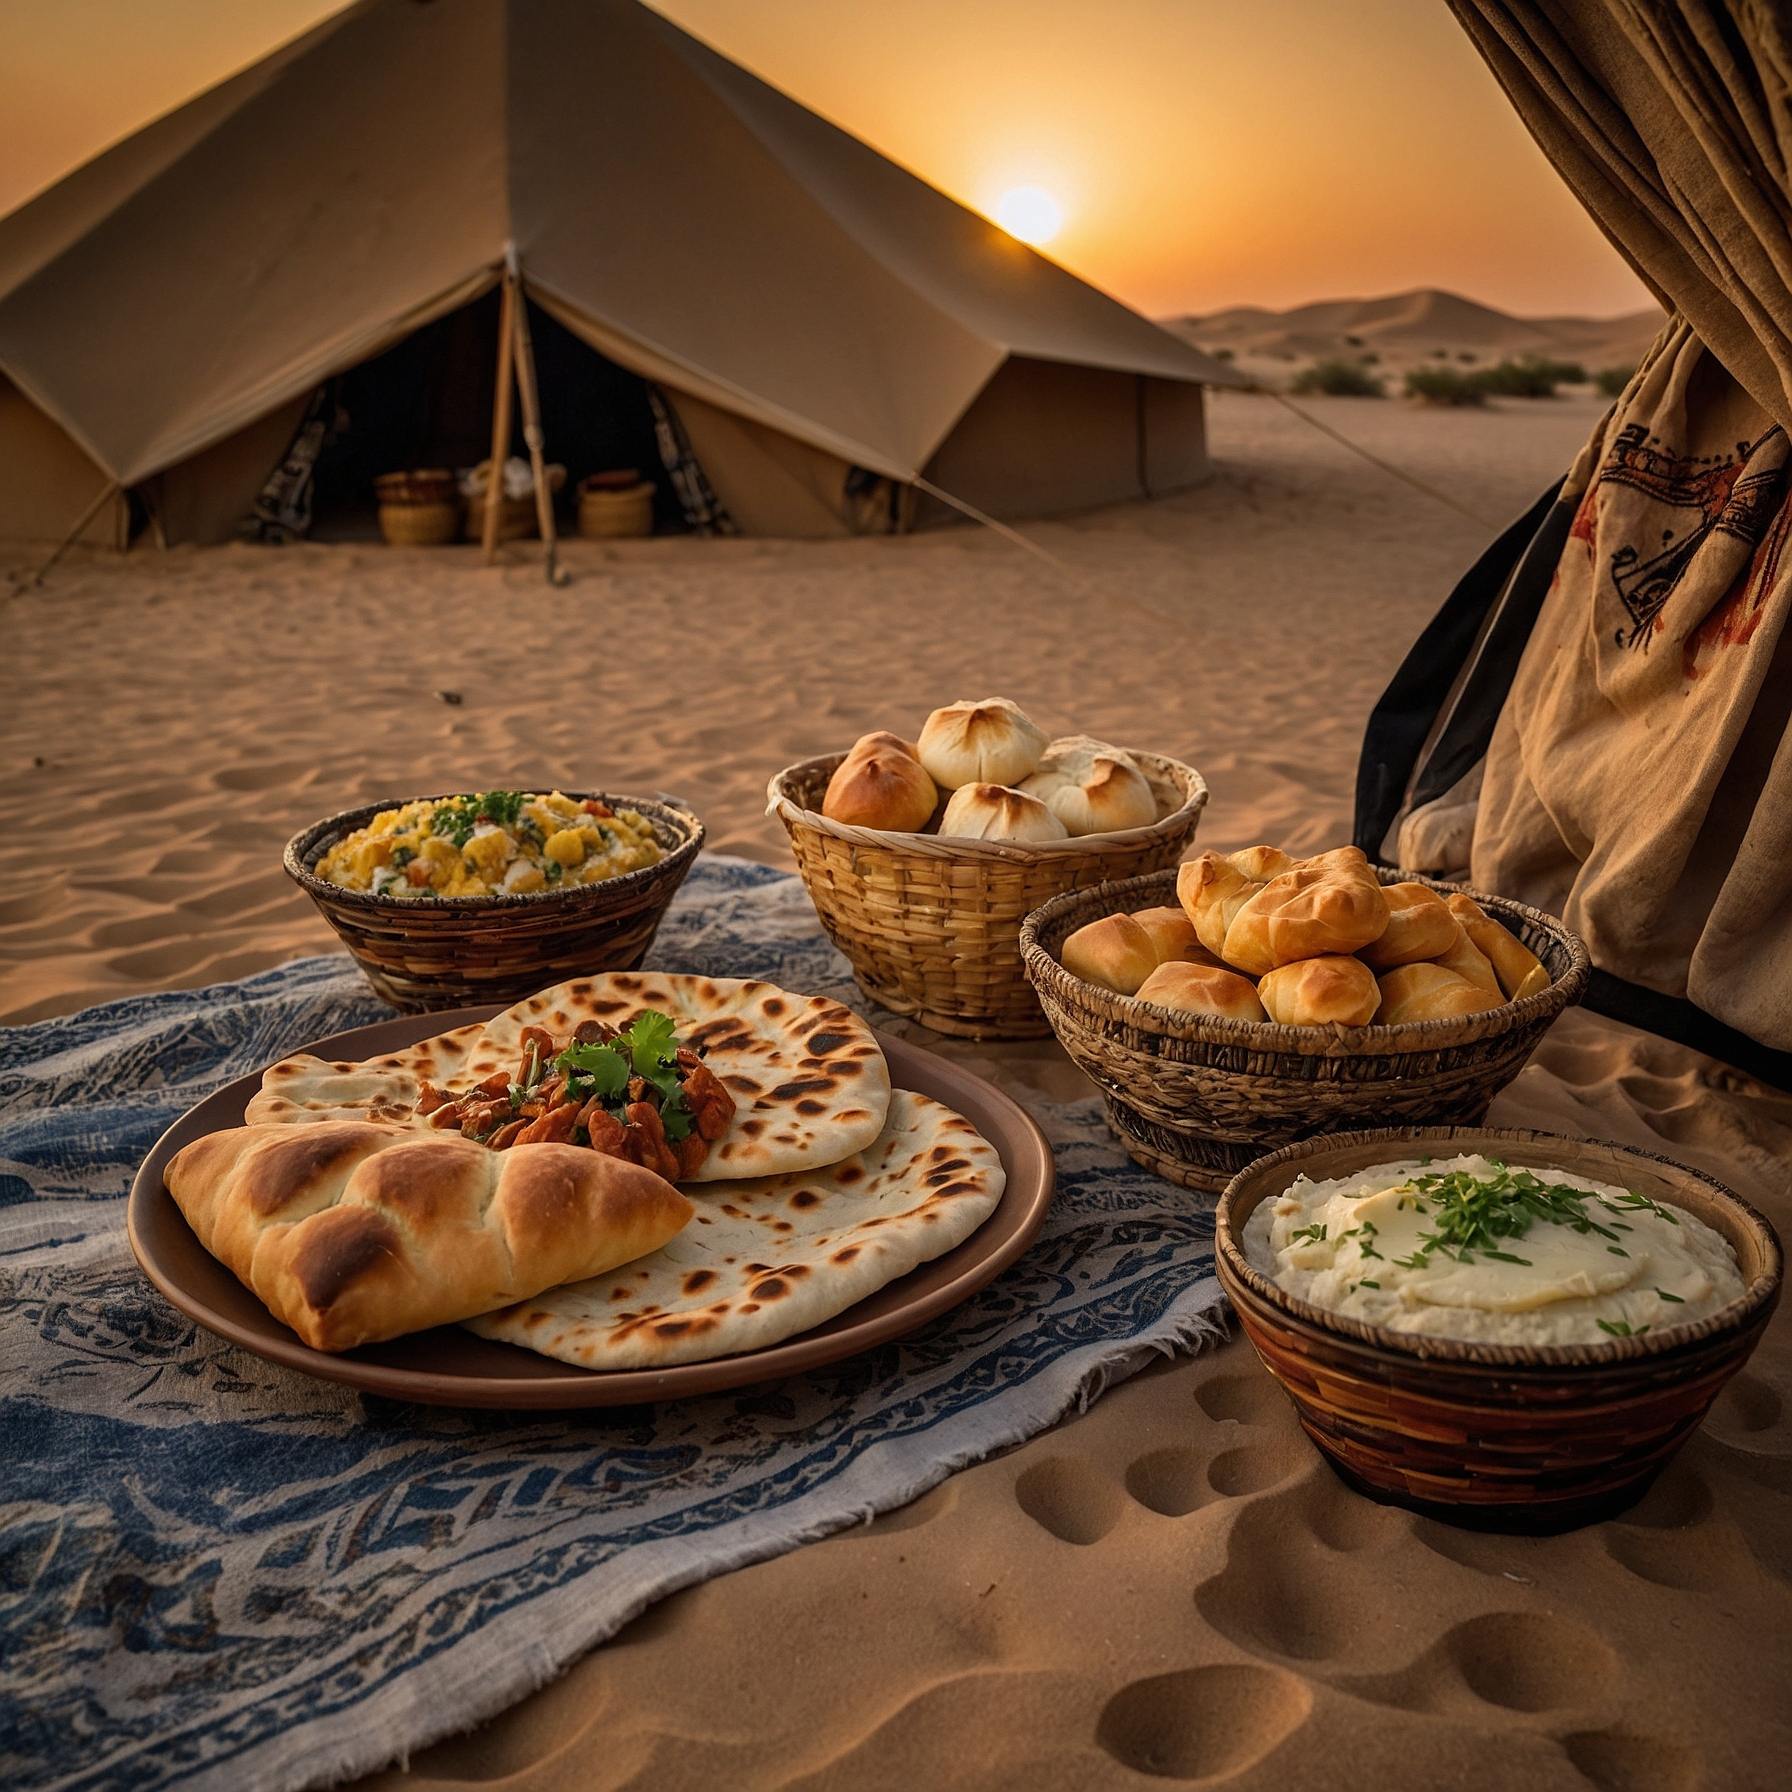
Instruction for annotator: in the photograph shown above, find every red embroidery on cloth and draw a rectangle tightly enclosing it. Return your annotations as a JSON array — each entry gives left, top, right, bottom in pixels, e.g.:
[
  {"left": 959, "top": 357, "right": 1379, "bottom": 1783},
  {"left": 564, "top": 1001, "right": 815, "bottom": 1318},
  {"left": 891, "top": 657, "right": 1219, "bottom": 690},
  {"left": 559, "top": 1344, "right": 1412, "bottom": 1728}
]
[
  {"left": 1684, "top": 497, "right": 1792, "bottom": 679},
  {"left": 1594, "top": 423, "right": 1786, "bottom": 651}
]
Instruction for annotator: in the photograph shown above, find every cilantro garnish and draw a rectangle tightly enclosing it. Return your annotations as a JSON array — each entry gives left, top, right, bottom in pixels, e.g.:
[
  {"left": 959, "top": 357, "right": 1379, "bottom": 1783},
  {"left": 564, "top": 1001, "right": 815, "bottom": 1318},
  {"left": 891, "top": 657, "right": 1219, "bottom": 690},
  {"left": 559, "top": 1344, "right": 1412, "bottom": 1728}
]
[
  {"left": 427, "top": 790, "right": 529, "bottom": 849},
  {"left": 480, "top": 790, "right": 525, "bottom": 829},
  {"left": 553, "top": 1011, "right": 694, "bottom": 1140}
]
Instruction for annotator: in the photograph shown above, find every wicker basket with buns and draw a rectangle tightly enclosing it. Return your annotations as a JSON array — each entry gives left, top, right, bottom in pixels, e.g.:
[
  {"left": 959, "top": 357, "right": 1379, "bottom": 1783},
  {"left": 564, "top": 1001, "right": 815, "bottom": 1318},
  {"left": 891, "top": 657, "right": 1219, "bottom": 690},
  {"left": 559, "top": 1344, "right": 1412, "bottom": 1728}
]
[
  {"left": 767, "top": 745, "right": 1207, "bottom": 1040},
  {"left": 1022, "top": 864, "right": 1590, "bottom": 1190}
]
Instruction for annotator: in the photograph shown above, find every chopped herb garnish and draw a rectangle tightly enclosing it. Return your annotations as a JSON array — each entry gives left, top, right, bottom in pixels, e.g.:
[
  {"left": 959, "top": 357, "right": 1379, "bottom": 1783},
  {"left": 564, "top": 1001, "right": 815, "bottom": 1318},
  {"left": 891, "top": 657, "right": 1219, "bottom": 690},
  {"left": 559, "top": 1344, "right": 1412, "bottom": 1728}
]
[
  {"left": 1384, "top": 1163, "right": 1670, "bottom": 1273},
  {"left": 478, "top": 790, "right": 526, "bottom": 829},
  {"left": 1358, "top": 1279, "right": 1380, "bottom": 1289},
  {"left": 1596, "top": 1318, "right": 1649, "bottom": 1338},
  {"left": 1655, "top": 1288, "right": 1685, "bottom": 1303},
  {"left": 1290, "top": 1222, "right": 1328, "bottom": 1245},
  {"left": 553, "top": 1010, "right": 695, "bottom": 1140}
]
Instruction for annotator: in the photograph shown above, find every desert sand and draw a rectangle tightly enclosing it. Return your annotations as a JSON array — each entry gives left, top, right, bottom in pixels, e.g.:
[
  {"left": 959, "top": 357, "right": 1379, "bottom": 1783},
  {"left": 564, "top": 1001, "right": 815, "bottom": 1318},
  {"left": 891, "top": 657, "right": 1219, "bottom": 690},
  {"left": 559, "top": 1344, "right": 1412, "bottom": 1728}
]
[{"left": 7, "top": 388, "right": 1790, "bottom": 1789}]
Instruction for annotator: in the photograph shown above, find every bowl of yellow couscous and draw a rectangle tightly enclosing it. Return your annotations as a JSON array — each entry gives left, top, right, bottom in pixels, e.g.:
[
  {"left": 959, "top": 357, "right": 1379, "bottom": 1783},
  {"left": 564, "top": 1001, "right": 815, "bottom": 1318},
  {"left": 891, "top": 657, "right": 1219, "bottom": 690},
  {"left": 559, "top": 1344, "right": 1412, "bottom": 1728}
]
[{"left": 285, "top": 789, "right": 704, "bottom": 1012}]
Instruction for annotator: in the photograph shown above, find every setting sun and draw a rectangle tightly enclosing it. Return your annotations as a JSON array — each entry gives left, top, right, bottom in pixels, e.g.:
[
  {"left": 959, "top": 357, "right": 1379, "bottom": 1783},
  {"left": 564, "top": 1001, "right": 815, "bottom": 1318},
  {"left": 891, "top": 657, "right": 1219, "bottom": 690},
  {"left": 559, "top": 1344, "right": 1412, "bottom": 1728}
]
[{"left": 994, "top": 186, "right": 1063, "bottom": 245}]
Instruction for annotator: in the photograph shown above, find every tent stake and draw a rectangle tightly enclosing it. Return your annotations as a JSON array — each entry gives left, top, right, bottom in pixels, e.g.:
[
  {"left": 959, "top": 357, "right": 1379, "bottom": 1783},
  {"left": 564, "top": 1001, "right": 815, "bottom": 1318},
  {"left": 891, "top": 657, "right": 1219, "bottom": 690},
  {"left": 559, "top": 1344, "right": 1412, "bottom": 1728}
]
[
  {"left": 510, "top": 283, "right": 568, "bottom": 585},
  {"left": 12, "top": 479, "right": 123, "bottom": 590},
  {"left": 481, "top": 263, "right": 519, "bottom": 564}
]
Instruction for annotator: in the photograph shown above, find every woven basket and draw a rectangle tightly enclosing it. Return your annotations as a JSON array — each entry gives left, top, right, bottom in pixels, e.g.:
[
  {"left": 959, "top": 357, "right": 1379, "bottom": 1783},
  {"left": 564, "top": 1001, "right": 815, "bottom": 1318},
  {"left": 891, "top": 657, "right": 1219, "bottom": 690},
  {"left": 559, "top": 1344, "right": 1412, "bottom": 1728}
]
[
  {"left": 1021, "top": 867, "right": 1591, "bottom": 1191},
  {"left": 460, "top": 494, "right": 537, "bottom": 542},
  {"left": 378, "top": 502, "right": 459, "bottom": 546},
  {"left": 578, "top": 478, "right": 655, "bottom": 538},
  {"left": 1217, "top": 1127, "right": 1782, "bottom": 1531},
  {"left": 374, "top": 469, "right": 458, "bottom": 505},
  {"left": 766, "top": 751, "right": 1208, "bottom": 1039},
  {"left": 284, "top": 792, "right": 704, "bottom": 1012}
]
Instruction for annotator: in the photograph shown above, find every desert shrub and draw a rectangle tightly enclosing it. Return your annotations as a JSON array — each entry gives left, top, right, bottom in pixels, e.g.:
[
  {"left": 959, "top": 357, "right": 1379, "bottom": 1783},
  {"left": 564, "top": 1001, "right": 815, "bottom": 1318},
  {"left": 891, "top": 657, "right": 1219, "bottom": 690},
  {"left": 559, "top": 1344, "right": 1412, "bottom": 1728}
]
[
  {"left": 1291, "top": 357, "right": 1386, "bottom": 397},
  {"left": 1595, "top": 364, "right": 1636, "bottom": 396},
  {"left": 1474, "top": 356, "right": 1586, "bottom": 396},
  {"left": 1405, "top": 365, "right": 1485, "bottom": 405}
]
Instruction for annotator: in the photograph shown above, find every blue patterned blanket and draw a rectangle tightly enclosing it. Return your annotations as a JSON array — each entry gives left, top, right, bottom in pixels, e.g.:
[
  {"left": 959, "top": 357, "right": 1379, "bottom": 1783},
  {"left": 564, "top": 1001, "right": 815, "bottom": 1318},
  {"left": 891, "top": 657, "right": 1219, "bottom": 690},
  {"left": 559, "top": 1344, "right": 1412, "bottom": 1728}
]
[{"left": 0, "top": 857, "right": 1225, "bottom": 1792}]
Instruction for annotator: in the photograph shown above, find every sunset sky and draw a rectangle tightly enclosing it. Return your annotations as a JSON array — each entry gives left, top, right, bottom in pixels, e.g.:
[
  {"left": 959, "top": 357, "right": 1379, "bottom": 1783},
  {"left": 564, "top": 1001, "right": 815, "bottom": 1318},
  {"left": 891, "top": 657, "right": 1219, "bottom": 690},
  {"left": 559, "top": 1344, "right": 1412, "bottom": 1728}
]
[{"left": 0, "top": 0, "right": 1653, "bottom": 321}]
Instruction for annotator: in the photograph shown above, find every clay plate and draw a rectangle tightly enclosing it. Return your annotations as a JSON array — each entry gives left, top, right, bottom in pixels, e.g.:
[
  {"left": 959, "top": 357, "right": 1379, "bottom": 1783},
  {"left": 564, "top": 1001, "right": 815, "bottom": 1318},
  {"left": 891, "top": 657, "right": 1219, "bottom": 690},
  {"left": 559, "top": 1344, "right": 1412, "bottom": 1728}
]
[{"left": 128, "top": 1007, "right": 1054, "bottom": 1407}]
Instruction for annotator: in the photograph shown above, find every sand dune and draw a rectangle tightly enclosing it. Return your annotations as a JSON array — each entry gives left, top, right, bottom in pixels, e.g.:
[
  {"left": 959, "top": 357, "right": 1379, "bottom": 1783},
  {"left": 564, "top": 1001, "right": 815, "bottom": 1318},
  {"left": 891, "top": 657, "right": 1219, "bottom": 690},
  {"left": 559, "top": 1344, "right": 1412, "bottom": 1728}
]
[
  {"left": 1165, "top": 288, "right": 1666, "bottom": 388},
  {"left": 7, "top": 385, "right": 1788, "bottom": 1789}
]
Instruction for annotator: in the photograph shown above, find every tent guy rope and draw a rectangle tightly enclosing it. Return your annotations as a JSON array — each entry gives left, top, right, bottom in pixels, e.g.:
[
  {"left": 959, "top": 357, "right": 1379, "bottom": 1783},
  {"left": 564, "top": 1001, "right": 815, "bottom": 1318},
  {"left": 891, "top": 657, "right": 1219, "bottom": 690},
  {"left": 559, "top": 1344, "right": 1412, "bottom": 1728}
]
[{"left": 1262, "top": 389, "right": 1498, "bottom": 529}]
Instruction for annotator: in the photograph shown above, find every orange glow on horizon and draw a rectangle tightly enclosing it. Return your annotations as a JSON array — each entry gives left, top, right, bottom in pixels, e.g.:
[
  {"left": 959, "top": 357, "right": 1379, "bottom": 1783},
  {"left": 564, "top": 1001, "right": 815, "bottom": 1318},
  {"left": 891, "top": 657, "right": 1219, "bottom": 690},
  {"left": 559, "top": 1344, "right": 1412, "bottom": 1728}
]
[{"left": 0, "top": 0, "right": 1653, "bottom": 321}]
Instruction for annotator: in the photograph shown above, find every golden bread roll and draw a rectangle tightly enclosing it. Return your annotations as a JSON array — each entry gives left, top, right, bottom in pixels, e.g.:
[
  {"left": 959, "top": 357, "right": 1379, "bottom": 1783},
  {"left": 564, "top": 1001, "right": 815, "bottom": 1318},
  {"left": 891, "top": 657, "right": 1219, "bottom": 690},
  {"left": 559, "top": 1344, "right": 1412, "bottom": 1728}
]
[
  {"left": 1258, "top": 955, "right": 1381, "bottom": 1027},
  {"left": 1061, "top": 913, "right": 1161, "bottom": 994},
  {"left": 1018, "top": 735, "right": 1157, "bottom": 836},
  {"left": 1132, "top": 905, "right": 1224, "bottom": 968},
  {"left": 938, "top": 781, "right": 1068, "bottom": 842},
  {"left": 1510, "top": 963, "right": 1553, "bottom": 1001},
  {"left": 1445, "top": 893, "right": 1548, "bottom": 999},
  {"left": 1222, "top": 857, "right": 1391, "bottom": 976},
  {"left": 1358, "top": 882, "right": 1462, "bottom": 969},
  {"left": 821, "top": 731, "right": 939, "bottom": 832},
  {"left": 1135, "top": 960, "right": 1267, "bottom": 1023},
  {"left": 1229, "top": 846, "right": 1297, "bottom": 881},
  {"left": 1177, "top": 852, "right": 1263, "bottom": 957},
  {"left": 1374, "top": 962, "right": 1506, "bottom": 1025},
  {"left": 165, "top": 1122, "right": 693, "bottom": 1353},
  {"left": 1430, "top": 927, "right": 1502, "bottom": 997},
  {"left": 916, "top": 698, "right": 1049, "bottom": 789}
]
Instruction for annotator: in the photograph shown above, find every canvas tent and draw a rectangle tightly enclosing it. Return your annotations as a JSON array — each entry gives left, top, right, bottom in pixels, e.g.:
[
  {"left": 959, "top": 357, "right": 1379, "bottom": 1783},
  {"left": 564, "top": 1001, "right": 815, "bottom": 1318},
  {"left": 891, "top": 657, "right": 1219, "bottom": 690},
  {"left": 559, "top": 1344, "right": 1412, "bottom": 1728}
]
[
  {"left": 0, "top": 0, "right": 1242, "bottom": 549},
  {"left": 1358, "top": 0, "right": 1792, "bottom": 1087}
]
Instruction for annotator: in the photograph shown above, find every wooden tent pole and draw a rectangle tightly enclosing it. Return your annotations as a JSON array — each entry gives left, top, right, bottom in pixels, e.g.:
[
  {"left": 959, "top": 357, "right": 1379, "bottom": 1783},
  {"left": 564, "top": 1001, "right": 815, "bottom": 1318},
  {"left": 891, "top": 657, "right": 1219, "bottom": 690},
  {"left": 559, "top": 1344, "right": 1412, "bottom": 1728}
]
[
  {"left": 481, "top": 260, "right": 519, "bottom": 565},
  {"left": 509, "top": 281, "right": 567, "bottom": 585}
]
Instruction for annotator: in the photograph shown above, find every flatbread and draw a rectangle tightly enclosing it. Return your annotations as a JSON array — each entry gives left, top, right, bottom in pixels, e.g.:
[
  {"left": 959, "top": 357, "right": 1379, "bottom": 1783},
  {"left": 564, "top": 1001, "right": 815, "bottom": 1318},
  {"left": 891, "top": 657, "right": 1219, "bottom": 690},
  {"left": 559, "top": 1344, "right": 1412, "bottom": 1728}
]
[
  {"left": 245, "top": 1023, "right": 488, "bottom": 1126},
  {"left": 245, "top": 974, "right": 891, "bottom": 1182},
  {"left": 465, "top": 1090, "right": 1005, "bottom": 1370},
  {"left": 164, "top": 1121, "right": 693, "bottom": 1353}
]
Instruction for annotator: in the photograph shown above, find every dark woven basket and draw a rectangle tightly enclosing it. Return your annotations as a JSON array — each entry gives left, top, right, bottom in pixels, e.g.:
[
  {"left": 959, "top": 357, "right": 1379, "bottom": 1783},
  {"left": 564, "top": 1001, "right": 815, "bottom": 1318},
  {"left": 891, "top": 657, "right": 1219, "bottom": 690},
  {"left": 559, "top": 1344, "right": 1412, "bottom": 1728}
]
[
  {"left": 284, "top": 792, "right": 704, "bottom": 1012},
  {"left": 767, "top": 749, "right": 1207, "bottom": 1041},
  {"left": 1217, "top": 1126, "right": 1782, "bottom": 1531},
  {"left": 1021, "top": 866, "right": 1590, "bottom": 1192}
]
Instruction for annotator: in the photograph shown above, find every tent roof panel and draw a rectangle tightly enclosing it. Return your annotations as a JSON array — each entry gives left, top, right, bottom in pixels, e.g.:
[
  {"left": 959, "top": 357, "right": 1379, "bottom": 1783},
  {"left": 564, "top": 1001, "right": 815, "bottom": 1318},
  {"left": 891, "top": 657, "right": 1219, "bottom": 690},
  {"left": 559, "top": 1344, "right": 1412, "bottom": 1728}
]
[{"left": 0, "top": 0, "right": 1237, "bottom": 487}]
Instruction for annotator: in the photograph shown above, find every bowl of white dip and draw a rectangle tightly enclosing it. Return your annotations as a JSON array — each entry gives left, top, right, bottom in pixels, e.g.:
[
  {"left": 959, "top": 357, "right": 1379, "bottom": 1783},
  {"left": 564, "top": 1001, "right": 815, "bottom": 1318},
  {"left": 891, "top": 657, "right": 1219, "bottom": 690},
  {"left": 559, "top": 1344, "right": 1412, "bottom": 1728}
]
[{"left": 1215, "top": 1126, "right": 1781, "bottom": 1532}]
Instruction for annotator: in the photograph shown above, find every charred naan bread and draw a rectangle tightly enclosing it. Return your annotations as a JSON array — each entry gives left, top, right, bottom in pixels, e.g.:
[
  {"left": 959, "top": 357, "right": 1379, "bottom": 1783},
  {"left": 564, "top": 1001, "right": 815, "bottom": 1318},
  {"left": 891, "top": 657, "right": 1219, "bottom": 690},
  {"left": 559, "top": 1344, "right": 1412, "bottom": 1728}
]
[
  {"left": 245, "top": 974, "right": 892, "bottom": 1184},
  {"left": 246, "top": 1023, "right": 488, "bottom": 1127},
  {"left": 165, "top": 1121, "right": 692, "bottom": 1353},
  {"left": 466, "top": 1090, "right": 1004, "bottom": 1369}
]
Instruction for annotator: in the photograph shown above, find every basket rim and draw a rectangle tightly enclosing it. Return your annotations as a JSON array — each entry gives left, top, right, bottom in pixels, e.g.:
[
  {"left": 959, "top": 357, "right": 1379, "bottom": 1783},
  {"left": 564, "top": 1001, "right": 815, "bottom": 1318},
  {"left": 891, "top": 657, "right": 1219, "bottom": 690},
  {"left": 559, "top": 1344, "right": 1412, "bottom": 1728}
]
[
  {"left": 283, "top": 790, "right": 704, "bottom": 915},
  {"left": 1020, "top": 865, "right": 1591, "bottom": 1056},
  {"left": 1214, "top": 1124, "right": 1783, "bottom": 1371},
  {"left": 765, "top": 747, "right": 1209, "bottom": 861}
]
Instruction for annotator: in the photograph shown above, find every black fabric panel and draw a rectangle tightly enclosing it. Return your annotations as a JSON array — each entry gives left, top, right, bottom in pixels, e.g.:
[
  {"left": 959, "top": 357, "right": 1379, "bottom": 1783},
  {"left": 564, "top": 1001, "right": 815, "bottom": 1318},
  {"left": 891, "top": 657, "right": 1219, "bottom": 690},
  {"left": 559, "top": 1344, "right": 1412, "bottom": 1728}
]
[
  {"left": 1407, "top": 484, "right": 1582, "bottom": 812},
  {"left": 1583, "top": 970, "right": 1792, "bottom": 1093},
  {"left": 1354, "top": 481, "right": 1563, "bottom": 858}
]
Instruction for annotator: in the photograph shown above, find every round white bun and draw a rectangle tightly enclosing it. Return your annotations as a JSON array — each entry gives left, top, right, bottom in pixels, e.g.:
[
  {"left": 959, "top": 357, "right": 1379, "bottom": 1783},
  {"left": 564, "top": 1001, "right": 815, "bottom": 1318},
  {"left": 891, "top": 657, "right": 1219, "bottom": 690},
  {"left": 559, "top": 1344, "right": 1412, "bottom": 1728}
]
[
  {"left": 1019, "top": 735, "right": 1158, "bottom": 836},
  {"left": 938, "top": 782, "right": 1069, "bottom": 843},
  {"left": 916, "top": 698, "right": 1049, "bottom": 790}
]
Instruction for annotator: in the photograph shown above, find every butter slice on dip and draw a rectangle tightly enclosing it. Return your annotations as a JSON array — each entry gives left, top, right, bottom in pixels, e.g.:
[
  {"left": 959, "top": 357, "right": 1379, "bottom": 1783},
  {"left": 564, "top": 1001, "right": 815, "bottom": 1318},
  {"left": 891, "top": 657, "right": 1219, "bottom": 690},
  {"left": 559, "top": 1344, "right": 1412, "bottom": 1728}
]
[{"left": 1241, "top": 1153, "right": 1743, "bottom": 1347}]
